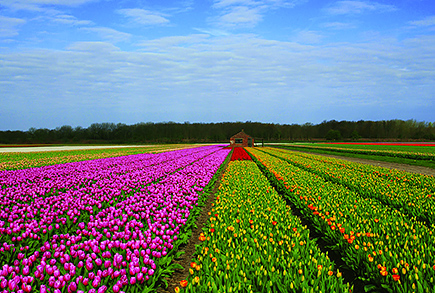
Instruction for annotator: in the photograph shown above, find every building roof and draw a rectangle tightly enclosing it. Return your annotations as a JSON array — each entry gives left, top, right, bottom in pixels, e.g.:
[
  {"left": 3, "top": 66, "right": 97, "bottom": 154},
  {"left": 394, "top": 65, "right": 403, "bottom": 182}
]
[{"left": 230, "top": 129, "right": 252, "bottom": 139}]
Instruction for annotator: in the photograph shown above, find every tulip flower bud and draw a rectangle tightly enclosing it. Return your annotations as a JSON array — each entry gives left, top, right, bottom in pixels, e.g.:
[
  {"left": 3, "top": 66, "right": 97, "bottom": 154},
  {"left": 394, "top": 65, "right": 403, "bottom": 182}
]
[
  {"left": 68, "top": 282, "right": 77, "bottom": 292},
  {"left": 113, "top": 284, "right": 120, "bottom": 293}
]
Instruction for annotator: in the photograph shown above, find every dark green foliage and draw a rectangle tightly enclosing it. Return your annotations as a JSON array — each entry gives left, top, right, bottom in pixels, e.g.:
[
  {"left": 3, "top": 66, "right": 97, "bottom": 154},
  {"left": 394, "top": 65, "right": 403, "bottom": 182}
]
[{"left": 1, "top": 119, "right": 434, "bottom": 144}]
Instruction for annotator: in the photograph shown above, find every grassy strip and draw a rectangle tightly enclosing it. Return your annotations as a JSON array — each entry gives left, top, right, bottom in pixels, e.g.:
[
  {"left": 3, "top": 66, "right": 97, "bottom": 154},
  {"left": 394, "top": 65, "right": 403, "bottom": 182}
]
[{"left": 272, "top": 144, "right": 435, "bottom": 169}]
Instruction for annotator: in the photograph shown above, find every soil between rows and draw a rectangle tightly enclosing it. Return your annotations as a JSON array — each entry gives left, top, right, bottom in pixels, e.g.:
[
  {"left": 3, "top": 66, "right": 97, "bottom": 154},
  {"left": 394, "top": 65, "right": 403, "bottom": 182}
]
[{"left": 157, "top": 150, "right": 433, "bottom": 292}]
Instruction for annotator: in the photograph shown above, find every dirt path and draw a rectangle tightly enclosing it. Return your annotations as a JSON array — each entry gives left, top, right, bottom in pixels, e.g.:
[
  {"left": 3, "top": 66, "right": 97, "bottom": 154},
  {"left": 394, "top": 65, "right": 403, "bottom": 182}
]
[{"left": 286, "top": 149, "right": 435, "bottom": 177}]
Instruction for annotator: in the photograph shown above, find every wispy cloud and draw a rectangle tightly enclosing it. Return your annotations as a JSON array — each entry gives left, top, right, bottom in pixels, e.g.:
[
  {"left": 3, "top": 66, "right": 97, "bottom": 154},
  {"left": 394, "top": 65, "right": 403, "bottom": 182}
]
[
  {"left": 2, "top": 0, "right": 98, "bottom": 11},
  {"left": 322, "top": 21, "right": 356, "bottom": 30},
  {"left": 293, "top": 30, "right": 324, "bottom": 44},
  {"left": 218, "top": 6, "right": 264, "bottom": 27},
  {"left": 49, "top": 14, "right": 93, "bottom": 26},
  {"left": 66, "top": 41, "right": 121, "bottom": 52},
  {"left": 193, "top": 27, "right": 230, "bottom": 36},
  {"left": 81, "top": 27, "right": 131, "bottom": 43},
  {"left": 0, "top": 16, "right": 26, "bottom": 38},
  {"left": 325, "top": 1, "right": 397, "bottom": 15},
  {"left": 137, "top": 34, "right": 210, "bottom": 50},
  {"left": 2, "top": 33, "right": 433, "bottom": 129},
  {"left": 212, "top": 0, "right": 304, "bottom": 28},
  {"left": 117, "top": 8, "right": 170, "bottom": 26},
  {"left": 408, "top": 15, "right": 435, "bottom": 27}
]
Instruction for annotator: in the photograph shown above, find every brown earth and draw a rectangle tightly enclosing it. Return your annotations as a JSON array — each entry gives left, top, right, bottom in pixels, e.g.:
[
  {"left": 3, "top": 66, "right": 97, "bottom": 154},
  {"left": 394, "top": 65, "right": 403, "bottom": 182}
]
[{"left": 157, "top": 151, "right": 434, "bottom": 293}]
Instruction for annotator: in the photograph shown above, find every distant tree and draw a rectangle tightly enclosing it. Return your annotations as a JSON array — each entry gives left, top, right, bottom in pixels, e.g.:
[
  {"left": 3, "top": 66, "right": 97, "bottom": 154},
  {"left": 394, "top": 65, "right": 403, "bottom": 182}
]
[
  {"left": 351, "top": 130, "right": 361, "bottom": 141},
  {"left": 326, "top": 129, "right": 342, "bottom": 141}
]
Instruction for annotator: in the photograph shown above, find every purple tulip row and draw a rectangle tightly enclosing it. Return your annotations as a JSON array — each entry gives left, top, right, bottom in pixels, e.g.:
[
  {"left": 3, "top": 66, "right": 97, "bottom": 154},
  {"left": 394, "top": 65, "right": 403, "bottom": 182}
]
[
  {"left": 0, "top": 145, "right": 230, "bottom": 293},
  {"left": 0, "top": 146, "right": 219, "bottom": 245}
]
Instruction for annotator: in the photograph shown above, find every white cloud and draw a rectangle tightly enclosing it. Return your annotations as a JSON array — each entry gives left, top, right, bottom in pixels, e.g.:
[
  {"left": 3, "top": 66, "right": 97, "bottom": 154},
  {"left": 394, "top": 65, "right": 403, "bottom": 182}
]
[
  {"left": 322, "top": 21, "right": 356, "bottom": 30},
  {"left": 1, "top": 0, "right": 98, "bottom": 11},
  {"left": 212, "top": 0, "right": 304, "bottom": 28},
  {"left": 49, "top": 14, "right": 93, "bottom": 26},
  {"left": 117, "top": 8, "right": 170, "bottom": 25},
  {"left": 1, "top": 33, "right": 434, "bottom": 129},
  {"left": 66, "top": 41, "right": 121, "bottom": 52},
  {"left": 193, "top": 27, "right": 230, "bottom": 36},
  {"left": 213, "top": 0, "right": 258, "bottom": 9},
  {"left": 293, "top": 30, "right": 324, "bottom": 44},
  {"left": 0, "top": 16, "right": 26, "bottom": 38},
  {"left": 137, "top": 34, "right": 210, "bottom": 50},
  {"left": 408, "top": 15, "right": 435, "bottom": 27},
  {"left": 218, "top": 6, "right": 264, "bottom": 27},
  {"left": 213, "top": 0, "right": 304, "bottom": 9},
  {"left": 81, "top": 27, "right": 131, "bottom": 43},
  {"left": 326, "top": 1, "right": 397, "bottom": 15}
]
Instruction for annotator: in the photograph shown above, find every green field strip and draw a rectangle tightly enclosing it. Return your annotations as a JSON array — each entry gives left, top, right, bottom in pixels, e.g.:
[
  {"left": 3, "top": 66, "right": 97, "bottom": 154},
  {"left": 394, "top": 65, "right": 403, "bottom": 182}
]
[
  {"left": 181, "top": 160, "right": 351, "bottom": 293},
  {"left": 260, "top": 147, "right": 435, "bottom": 227},
  {"left": 247, "top": 147, "right": 435, "bottom": 293}
]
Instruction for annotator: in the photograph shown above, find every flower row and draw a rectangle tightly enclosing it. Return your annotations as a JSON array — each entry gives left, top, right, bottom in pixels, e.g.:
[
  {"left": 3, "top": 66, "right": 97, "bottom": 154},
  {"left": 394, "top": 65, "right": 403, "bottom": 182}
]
[
  {"left": 284, "top": 143, "right": 435, "bottom": 161},
  {"left": 264, "top": 147, "right": 435, "bottom": 226},
  {"left": 247, "top": 147, "right": 435, "bottom": 293},
  {"left": 229, "top": 148, "right": 252, "bottom": 161},
  {"left": 0, "top": 146, "right": 230, "bottom": 292},
  {"left": 180, "top": 160, "right": 351, "bottom": 293}
]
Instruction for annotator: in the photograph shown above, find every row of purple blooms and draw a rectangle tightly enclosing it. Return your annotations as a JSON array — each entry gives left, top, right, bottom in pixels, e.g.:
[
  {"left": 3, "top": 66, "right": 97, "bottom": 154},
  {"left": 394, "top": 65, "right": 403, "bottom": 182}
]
[{"left": 0, "top": 145, "right": 230, "bottom": 293}]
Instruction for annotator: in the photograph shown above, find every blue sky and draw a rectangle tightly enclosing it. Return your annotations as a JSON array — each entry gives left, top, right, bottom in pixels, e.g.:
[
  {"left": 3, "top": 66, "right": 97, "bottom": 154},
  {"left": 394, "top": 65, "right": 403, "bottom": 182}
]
[{"left": 1, "top": 0, "right": 434, "bottom": 131}]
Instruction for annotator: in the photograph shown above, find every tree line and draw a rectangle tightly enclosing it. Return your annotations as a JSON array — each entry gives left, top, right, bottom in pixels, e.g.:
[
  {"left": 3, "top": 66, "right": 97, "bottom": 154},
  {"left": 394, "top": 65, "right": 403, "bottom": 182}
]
[{"left": 0, "top": 119, "right": 434, "bottom": 144}]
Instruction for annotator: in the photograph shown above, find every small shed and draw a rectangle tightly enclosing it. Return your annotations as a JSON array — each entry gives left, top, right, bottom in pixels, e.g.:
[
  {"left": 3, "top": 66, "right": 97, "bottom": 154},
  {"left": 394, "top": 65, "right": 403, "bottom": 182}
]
[{"left": 230, "top": 129, "right": 254, "bottom": 147}]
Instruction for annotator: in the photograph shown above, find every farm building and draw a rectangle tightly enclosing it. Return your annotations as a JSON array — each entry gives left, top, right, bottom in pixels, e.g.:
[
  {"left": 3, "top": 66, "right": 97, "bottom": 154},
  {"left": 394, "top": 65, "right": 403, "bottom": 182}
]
[{"left": 230, "top": 130, "right": 254, "bottom": 147}]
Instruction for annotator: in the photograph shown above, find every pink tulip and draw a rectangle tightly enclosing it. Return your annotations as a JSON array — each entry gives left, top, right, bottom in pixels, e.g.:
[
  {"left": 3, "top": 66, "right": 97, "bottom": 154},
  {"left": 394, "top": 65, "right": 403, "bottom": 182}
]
[
  {"left": 95, "top": 258, "right": 102, "bottom": 266},
  {"left": 113, "top": 284, "right": 120, "bottom": 293},
  {"left": 86, "top": 262, "right": 93, "bottom": 271}
]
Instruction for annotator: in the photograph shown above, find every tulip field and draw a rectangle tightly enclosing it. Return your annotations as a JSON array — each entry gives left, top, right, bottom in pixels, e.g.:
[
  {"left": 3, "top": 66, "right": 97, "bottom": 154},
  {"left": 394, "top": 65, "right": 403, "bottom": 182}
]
[
  {"left": 245, "top": 147, "right": 435, "bottom": 293},
  {"left": 1, "top": 144, "right": 434, "bottom": 293},
  {"left": 0, "top": 145, "right": 230, "bottom": 293},
  {"left": 279, "top": 142, "right": 435, "bottom": 162},
  {"left": 181, "top": 158, "right": 351, "bottom": 293}
]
